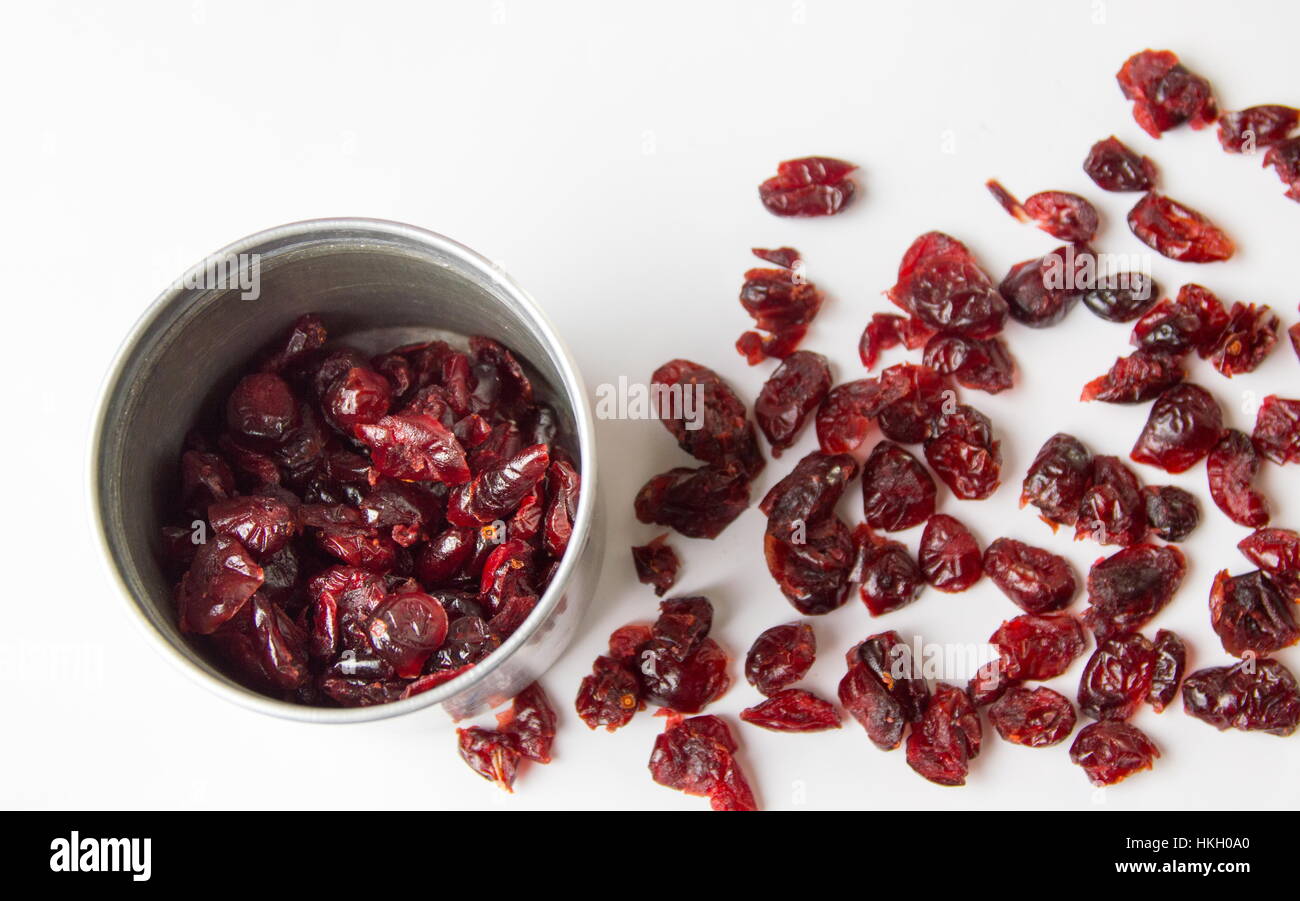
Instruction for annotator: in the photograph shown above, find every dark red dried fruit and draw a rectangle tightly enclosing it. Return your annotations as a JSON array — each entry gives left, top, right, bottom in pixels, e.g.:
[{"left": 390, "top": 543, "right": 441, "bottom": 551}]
[
  {"left": 906, "top": 683, "right": 982, "bottom": 787},
  {"left": 986, "top": 181, "right": 1099, "bottom": 243},
  {"left": 925, "top": 405, "right": 1001, "bottom": 500},
  {"left": 968, "top": 660, "right": 1015, "bottom": 708},
  {"left": 649, "top": 714, "right": 757, "bottom": 811},
  {"left": 652, "top": 596, "right": 714, "bottom": 660},
  {"left": 815, "top": 379, "right": 884, "bottom": 454},
  {"left": 1077, "top": 633, "right": 1156, "bottom": 721},
  {"left": 998, "top": 247, "right": 1087, "bottom": 328},
  {"left": 355, "top": 414, "right": 471, "bottom": 484},
  {"left": 740, "top": 689, "right": 840, "bottom": 732},
  {"left": 1147, "top": 629, "right": 1187, "bottom": 713},
  {"left": 638, "top": 637, "right": 730, "bottom": 713},
  {"left": 840, "top": 630, "right": 928, "bottom": 750},
  {"left": 736, "top": 266, "right": 824, "bottom": 364},
  {"left": 852, "top": 529, "right": 924, "bottom": 616},
  {"left": 1069, "top": 720, "right": 1159, "bottom": 785},
  {"left": 207, "top": 494, "right": 297, "bottom": 558},
  {"left": 1253, "top": 395, "right": 1300, "bottom": 465},
  {"left": 1209, "top": 569, "right": 1300, "bottom": 658},
  {"left": 1117, "top": 49, "right": 1216, "bottom": 138},
  {"left": 764, "top": 516, "right": 855, "bottom": 615},
  {"left": 1022, "top": 433, "right": 1093, "bottom": 529},
  {"left": 177, "top": 535, "right": 264, "bottom": 635},
  {"left": 1078, "top": 272, "right": 1160, "bottom": 323},
  {"left": 1076, "top": 456, "right": 1146, "bottom": 547},
  {"left": 922, "top": 335, "right": 1015, "bottom": 394},
  {"left": 875, "top": 363, "right": 948, "bottom": 443},
  {"left": 762, "top": 451, "right": 858, "bottom": 527},
  {"left": 859, "top": 312, "right": 931, "bottom": 369},
  {"left": 227, "top": 372, "right": 298, "bottom": 442},
  {"left": 1131, "top": 284, "right": 1229, "bottom": 356},
  {"left": 635, "top": 463, "right": 751, "bottom": 540},
  {"left": 1130, "top": 383, "right": 1224, "bottom": 473},
  {"left": 1183, "top": 657, "right": 1300, "bottom": 736},
  {"left": 367, "top": 590, "right": 449, "bottom": 678},
  {"left": 576, "top": 656, "right": 643, "bottom": 731},
  {"left": 754, "top": 351, "right": 831, "bottom": 456},
  {"left": 1217, "top": 105, "right": 1299, "bottom": 152},
  {"left": 448, "top": 444, "right": 550, "bottom": 526},
  {"left": 321, "top": 366, "right": 392, "bottom": 434},
  {"left": 918, "top": 514, "right": 982, "bottom": 593},
  {"left": 983, "top": 538, "right": 1077, "bottom": 614},
  {"left": 652, "top": 360, "right": 764, "bottom": 478},
  {"left": 988, "top": 686, "right": 1076, "bottom": 748},
  {"left": 1143, "top": 485, "right": 1200, "bottom": 542},
  {"left": 497, "top": 682, "right": 556, "bottom": 764},
  {"left": 758, "top": 156, "right": 857, "bottom": 218},
  {"left": 861, "top": 441, "right": 935, "bottom": 531},
  {"left": 212, "top": 593, "right": 310, "bottom": 691},
  {"left": 745, "top": 622, "right": 815, "bottom": 696},
  {"left": 1206, "top": 302, "right": 1278, "bottom": 376},
  {"left": 457, "top": 726, "right": 521, "bottom": 792},
  {"left": 1263, "top": 136, "right": 1300, "bottom": 202},
  {"left": 631, "top": 534, "right": 680, "bottom": 597},
  {"left": 1083, "top": 136, "right": 1158, "bottom": 191},
  {"left": 1128, "top": 192, "right": 1234, "bottom": 263},
  {"left": 888, "top": 233, "right": 1007, "bottom": 339},
  {"left": 1207, "top": 429, "right": 1269, "bottom": 528},
  {"left": 752, "top": 246, "right": 801, "bottom": 269},
  {"left": 1238, "top": 528, "right": 1300, "bottom": 598},
  {"left": 991, "top": 613, "right": 1087, "bottom": 681},
  {"left": 1084, "top": 544, "right": 1186, "bottom": 641},
  {"left": 1081, "top": 349, "right": 1184, "bottom": 404}
]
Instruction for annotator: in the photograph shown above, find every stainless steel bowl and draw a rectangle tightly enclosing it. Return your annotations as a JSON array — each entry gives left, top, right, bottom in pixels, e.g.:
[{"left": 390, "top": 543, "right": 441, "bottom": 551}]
[{"left": 90, "top": 218, "right": 603, "bottom": 723}]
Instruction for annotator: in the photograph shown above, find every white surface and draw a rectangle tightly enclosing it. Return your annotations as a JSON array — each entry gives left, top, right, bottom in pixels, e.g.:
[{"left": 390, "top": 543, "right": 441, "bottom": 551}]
[{"left": 3, "top": 0, "right": 1298, "bottom": 810}]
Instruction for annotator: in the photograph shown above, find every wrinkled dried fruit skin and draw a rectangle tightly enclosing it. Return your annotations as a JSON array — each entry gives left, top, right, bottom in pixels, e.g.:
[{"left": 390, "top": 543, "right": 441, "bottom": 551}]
[
  {"left": 855, "top": 631, "right": 931, "bottom": 720},
  {"left": 635, "top": 463, "right": 751, "bottom": 539},
  {"left": 991, "top": 614, "right": 1087, "bottom": 681},
  {"left": 919, "top": 514, "right": 983, "bottom": 592},
  {"left": 1078, "top": 634, "right": 1156, "bottom": 721},
  {"left": 889, "top": 233, "right": 1007, "bottom": 338},
  {"left": 576, "top": 656, "right": 644, "bottom": 731},
  {"left": 457, "top": 726, "right": 521, "bottom": 792},
  {"left": 1207, "top": 430, "right": 1269, "bottom": 528},
  {"left": 745, "top": 622, "right": 816, "bottom": 696},
  {"left": 860, "top": 312, "right": 931, "bottom": 369},
  {"left": 840, "top": 631, "right": 928, "bottom": 750},
  {"left": 759, "top": 156, "right": 857, "bottom": 218},
  {"left": 752, "top": 246, "right": 801, "bottom": 269},
  {"left": 499, "top": 682, "right": 556, "bottom": 763},
  {"left": 368, "top": 591, "right": 449, "bottom": 678},
  {"left": 1263, "top": 136, "right": 1300, "bottom": 202},
  {"left": 1128, "top": 192, "right": 1234, "bottom": 263},
  {"left": 207, "top": 494, "right": 298, "bottom": 558},
  {"left": 1084, "top": 544, "right": 1186, "bottom": 640},
  {"left": 1081, "top": 349, "right": 1184, "bottom": 404},
  {"left": 925, "top": 405, "right": 1001, "bottom": 500},
  {"left": 1023, "top": 191, "right": 1100, "bottom": 243},
  {"left": 989, "top": 686, "right": 1076, "bottom": 747},
  {"left": 1022, "top": 433, "right": 1093, "bottom": 529},
  {"left": 1079, "top": 272, "right": 1159, "bottom": 323},
  {"left": 1253, "top": 395, "right": 1300, "bottom": 465},
  {"left": 923, "top": 334, "right": 1015, "bottom": 394},
  {"left": 736, "top": 266, "right": 824, "bottom": 364},
  {"left": 652, "top": 360, "right": 764, "bottom": 478},
  {"left": 816, "top": 380, "right": 883, "bottom": 454},
  {"left": 1130, "top": 383, "right": 1224, "bottom": 474},
  {"left": 631, "top": 534, "right": 680, "bottom": 597},
  {"left": 854, "top": 534, "right": 924, "bottom": 616},
  {"left": 998, "top": 247, "right": 1087, "bottom": 328},
  {"left": 177, "top": 535, "right": 264, "bottom": 635},
  {"left": 448, "top": 444, "right": 550, "bottom": 525},
  {"left": 1238, "top": 528, "right": 1300, "bottom": 598},
  {"left": 1183, "top": 658, "right": 1300, "bottom": 736},
  {"left": 875, "top": 363, "right": 948, "bottom": 443},
  {"left": 1206, "top": 302, "right": 1278, "bottom": 376},
  {"left": 1076, "top": 455, "right": 1147, "bottom": 547},
  {"left": 355, "top": 414, "right": 471, "bottom": 484},
  {"left": 762, "top": 451, "right": 858, "bottom": 528},
  {"left": 861, "top": 441, "right": 935, "bottom": 531},
  {"left": 968, "top": 660, "right": 1015, "bottom": 708},
  {"left": 1132, "top": 284, "right": 1229, "bottom": 356},
  {"left": 983, "top": 538, "right": 1078, "bottom": 613},
  {"left": 1117, "top": 49, "right": 1216, "bottom": 138},
  {"left": 740, "top": 689, "right": 841, "bottom": 732},
  {"left": 1083, "top": 136, "right": 1158, "bottom": 191},
  {"left": 652, "top": 596, "right": 714, "bottom": 660},
  {"left": 906, "top": 683, "right": 982, "bottom": 786},
  {"left": 649, "top": 714, "right": 757, "bottom": 811},
  {"left": 227, "top": 373, "right": 298, "bottom": 443},
  {"left": 1217, "top": 105, "right": 1299, "bottom": 152},
  {"left": 1209, "top": 569, "right": 1300, "bottom": 658},
  {"left": 638, "top": 637, "right": 731, "bottom": 713},
  {"left": 1070, "top": 720, "right": 1159, "bottom": 785},
  {"left": 755, "top": 351, "right": 831, "bottom": 456},
  {"left": 1143, "top": 485, "right": 1200, "bottom": 542},
  {"left": 1147, "top": 629, "right": 1187, "bottom": 713},
  {"left": 764, "top": 516, "right": 855, "bottom": 615}
]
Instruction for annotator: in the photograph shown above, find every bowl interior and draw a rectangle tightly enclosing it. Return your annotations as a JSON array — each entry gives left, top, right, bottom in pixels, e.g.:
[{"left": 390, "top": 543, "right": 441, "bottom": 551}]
[{"left": 94, "top": 222, "right": 587, "bottom": 719}]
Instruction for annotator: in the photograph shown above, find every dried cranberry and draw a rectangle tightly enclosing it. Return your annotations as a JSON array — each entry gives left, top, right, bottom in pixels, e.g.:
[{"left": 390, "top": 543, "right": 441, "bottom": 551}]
[
  {"left": 754, "top": 351, "right": 832, "bottom": 456},
  {"left": 631, "top": 534, "right": 680, "bottom": 597},
  {"left": 1070, "top": 720, "right": 1159, "bottom": 785},
  {"left": 177, "top": 535, "right": 264, "bottom": 635},
  {"left": 1206, "top": 302, "right": 1278, "bottom": 376},
  {"left": 998, "top": 247, "right": 1086, "bottom": 328},
  {"left": 227, "top": 372, "right": 298, "bottom": 443},
  {"left": 736, "top": 265, "right": 824, "bottom": 364},
  {"left": 1147, "top": 629, "right": 1187, "bottom": 713},
  {"left": 745, "top": 622, "right": 816, "bottom": 696},
  {"left": 1209, "top": 569, "right": 1300, "bottom": 658},
  {"left": 986, "top": 181, "right": 1100, "bottom": 243},
  {"left": 1217, "top": 105, "right": 1299, "bottom": 152},
  {"left": 1128, "top": 192, "right": 1234, "bottom": 262},
  {"left": 1252, "top": 395, "right": 1300, "bottom": 465},
  {"left": 367, "top": 590, "right": 449, "bottom": 678},
  {"left": 649, "top": 714, "right": 757, "bottom": 811},
  {"left": 457, "top": 726, "right": 521, "bottom": 792},
  {"left": 1263, "top": 136, "right": 1300, "bottom": 201},
  {"left": 608, "top": 624, "right": 653, "bottom": 662},
  {"left": 1084, "top": 544, "right": 1186, "bottom": 640},
  {"left": 1131, "top": 284, "right": 1229, "bottom": 356},
  {"left": 651, "top": 596, "right": 713, "bottom": 660},
  {"left": 355, "top": 414, "right": 471, "bottom": 484},
  {"left": 1117, "top": 49, "right": 1216, "bottom": 138},
  {"left": 740, "top": 689, "right": 840, "bottom": 732},
  {"left": 1143, "top": 485, "right": 1200, "bottom": 542},
  {"left": 924, "top": 405, "right": 1001, "bottom": 500},
  {"left": 1083, "top": 136, "right": 1158, "bottom": 191},
  {"left": 764, "top": 516, "right": 855, "bottom": 615},
  {"left": 988, "top": 686, "right": 1076, "bottom": 748},
  {"left": 1183, "top": 658, "right": 1300, "bottom": 736},
  {"left": 497, "top": 682, "right": 556, "bottom": 764},
  {"left": 638, "top": 637, "right": 730, "bottom": 714},
  {"left": 1081, "top": 349, "right": 1184, "bottom": 404},
  {"left": 861, "top": 441, "right": 935, "bottom": 531},
  {"left": 1078, "top": 272, "right": 1160, "bottom": 322},
  {"left": 906, "top": 683, "right": 982, "bottom": 787},
  {"left": 1075, "top": 456, "right": 1146, "bottom": 547},
  {"left": 991, "top": 613, "right": 1086, "bottom": 681},
  {"left": 840, "top": 631, "right": 928, "bottom": 750},
  {"left": 576, "top": 656, "right": 643, "bottom": 731},
  {"left": 761, "top": 451, "right": 858, "bottom": 527},
  {"left": 207, "top": 494, "right": 298, "bottom": 558},
  {"left": 859, "top": 312, "right": 931, "bottom": 369},
  {"left": 1130, "top": 383, "right": 1224, "bottom": 473},
  {"left": 447, "top": 444, "right": 550, "bottom": 525},
  {"left": 635, "top": 463, "right": 751, "bottom": 539},
  {"left": 1021, "top": 433, "right": 1093, "bottom": 529},
  {"left": 853, "top": 530, "right": 924, "bottom": 616},
  {"left": 1238, "top": 528, "right": 1300, "bottom": 598},
  {"left": 815, "top": 380, "right": 884, "bottom": 454},
  {"left": 875, "top": 363, "right": 948, "bottom": 443},
  {"left": 1207, "top": 429, "right": 1269, "bottom": 528},
  {"left": 1077, "top": 634, "right": 1156, "bottom": 721},
  {"left": 758, "top": 156, "right": 857, "bottom": 217},
  {"left": 918, "top": 514, "right": 982, "bottom": 593},
  {"left": 212, "top": 593, "right": 310, "bottom": 691},
  {"left": 321, "top": 366, "right": 392, "bottom": 434},
  {"left": 983, "top": 538, "right": 1077, "bottom": 614},
  {"left": 261, "top": 313, "right": 327, "bottom": 374},
  {"left": 652, "top": 360, "right": 764, "bottom": 478},
  {"left": 922, "top": 334, "right": 1015, "bottom": 394},
  {"left": 967, "top": 660, "right": 1015, "bottom": 708},
  {"left": 907, "top": 257, "right": 1007, "bottom": 338},
  {"left": 752, "top": 246, "right": 801, "bottom": 269}
]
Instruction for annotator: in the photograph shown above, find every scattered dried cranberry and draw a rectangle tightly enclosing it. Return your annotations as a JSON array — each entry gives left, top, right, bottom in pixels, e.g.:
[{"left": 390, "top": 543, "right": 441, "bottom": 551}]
[
  {"left": 1081, "top": 349, "right": 1184, "bottom": 404},
  {"left": 986, "top": 180, "right": 1100, "bottom": 243},
  {"left": 816, "top": 379, "right": 884, "bottom": 454},
  {"left": 1238, "top": 528, "right": 1300, "bottom": 598},
  {"left": 923, "top": 335, "right": 1015, "bottom": 394},
  {"left": 497, "top": 682, "right": 556, "bottom": 764},
  {"left": 991, "top": 613, "right": 1086, "bottom": 681},
  {"left": 762, "top": 451, "right": 858, "bottom": 527},
  {"left": 989, "top": 686, "right": 1076, "bottom": 748},
  {"left": 741, "top": 689, "right": 841, "bottom": 732},
  {"left": 635, "top": 463, "right": 751, "bottom": 539},
  {"left": 1143, "top": 485, "right": 1200, "bottom": 542},
  {"left": 1252, "top": 395, "right": 1300, "bottom": 465},
  {"left": 1117, "top": 49, "right": 1216, "bottom": 138},
  {"left": 860, "top": 441, "right": 934, "bottom": 531},
  {"left": 1130, "top": 383, "right": 1224, "bottom": 473},
  {"left": 925, "top": 405, "right": 1002, "bottom": 501},
  {"left": 1083, "top": 544, "right": 1186, "bottom": 640},
  {"left": 1078, "top": 272, "right": 1160, "bottom": 323},
  {"left": 1070, "top": 720, "right": 1159, "bottom": 785},
  {"left": 755, "top": 350, "right": 831, "bottom": 456},
  {"left": 875, "top": 363, "right": 948, "bottom": 443},
  {"left": 649, "top": 714, "right": 757, "bottom": 811},
  {"left": 576, "top": 656, "right": 644, "bottom": 732},
  {"left": 998, "top": 251, "right": 1081, "bottom": 328},
  {"left": 1083, "top": 136, "right": 1158, "bottom": 191},
  {"left": 918, "top": 514, "right": 983, "bottom": 593},
  {"left": 1076, "top": 456, "right": 1147, "bottom": 547},
  {"left": 631, "top": 534, "right": 680, "bottom": 597},
  {"left": 852, "top": 528, "right": 925, "bottom": 616},
  {"left": 758, "top": 156, "right": 857, "bottom": 218},
  {"left": 1131, "top": 284, "right": 1229, "bottom": 356},
  {"left": 1207, "top": 429, "right": 1269, "bottom": 528},
  {"left": 736, "top": 262, "right": 824, "bottom": 364},
  {"left": 1183, "top": 657, "right": 1300, "bottom": 736},
  {"left": 639, "top": 637, "right": 731, "bottom": 714},
  {"left": 1209, "top": 569, "right": 1300, "bottom": 658},
  {"left": 888, "top": 232, "right": 1007, "bottom": 338},
  {"left": 1147, "top": 629, "right": 1187, "bottom": 713},
  {"left": 906, "top": 683, "right": 982, "bottom": 787},
  {"left": 1022, "top": 433, "right": 1093, "bottom": 529},
  {"left": 1263, "top": 136, "right": 1300, "bottom": 202},
  {"left": 1077, "top": 634, "right": 1156, "bottom": 721},
  {"left": 752, "top": 246, "right": 801, "bottom": 269},
  {"left": 859, "top": 312, "right": 931, "bottom": 369},
  {"left": 745, "top": 622, "right": 816, "bottom": 696},
  {"left": 1206, "top": 302, "right": 1278, "bottom": 376},
  {"left": 1128, "top": 192, "right": 1234, "bottom": 263},
  {"left": 1217, "top": 105, "right": 1299, "bottom": 152},
  {"left": 457, "top": 726, "right": 521, "bottom": 792},
  {"left": 840, "top": 631, "right": 928, "bottom": 750},
  {"left": 764, "top": 517, "right": 855, "bottom": 615},
  {"left": 983, "top": 538, "right": 1077, "bottom": 614},
  {"left": 968, "top": 660, "right": 1014, "bottom": 708},
  {"left": 652, "top": 360, "right": 764, "bottom": 478}
]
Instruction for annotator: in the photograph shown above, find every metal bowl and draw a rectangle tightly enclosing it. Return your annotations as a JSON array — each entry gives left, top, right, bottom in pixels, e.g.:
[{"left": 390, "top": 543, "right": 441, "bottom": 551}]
[{"left": 90, "top": 218, "right": 603, "bottom": 723}]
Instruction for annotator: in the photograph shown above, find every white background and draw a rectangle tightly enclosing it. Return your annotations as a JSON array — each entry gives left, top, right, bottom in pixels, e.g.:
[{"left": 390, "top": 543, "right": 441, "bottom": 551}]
[{"left": 3, "top": 0, "right": 1298, "bottom": 810}]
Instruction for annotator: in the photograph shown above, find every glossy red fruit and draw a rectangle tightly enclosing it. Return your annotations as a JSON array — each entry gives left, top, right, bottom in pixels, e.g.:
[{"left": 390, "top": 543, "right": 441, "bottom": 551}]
[
  {"left": 355, "top": 413, "right": 471, "bottom": 484},
  {"left": 207, "top": 494, "right": 298, "bottom": 558},
  {"left": 759, "top": 156, "right": 857, "bottom": 217},
  {"left": 448, "top": 444, "right": 550, "bottom": 525},
  {"left": 1217, "top": 105, "right": 1300, "bottom": 152},
  {"left": 1206, "top": 302, "right": 1278, "bottom": 376},
  {"left": 1081, "top": 349, "right": 1184, "bottom": 404},
  {"left": 227, "top": 372, "right": 298, "bottom": 442},
  {"left": 1070, "top": 720, "right": 1159, "bottom": 785},
  {"left": 650, "top": 714, "right": 757, "bottom": 811},
  {"left": 650, "top": 596, "right": 714, "bottom": 660},
  {"left": 1022, "top": 433, "right": 1093, "bottom": 529},
  {"left": 1083, "top": 136, "right": 1158, "bottom": 191},
  {"left": 906, "top": 683, "right": 982, "bottom": 787},
  {"left": 638, "top": 637, "right": 731, "bottom": 714},
  {"left": 1079, "top": 272, "right": 1160, "bottom": 323},
  {"left": 576, "top": 656, "right": 644, "bottom": 731},
  {"left": 755, "top": 351, "right": 832, "bottom": 456},
  {"left": 1077, "top": 634, "right": 1156, "bottom": 721},
  {"left": 497, "top": 682, "right": 556, "bottom": 764},
  {"left": 983, "top": 538, "right": 1078, "bottom": 613},
  {"left": 986, "top": 181, "right": 1100, "bottom": 243},
  {"left": 1263, "top": 136, "right": 1300, "bottom": 202},
  {"left": 762, "top": 452, "right": 858, "bottom": 528},
  {"left": 1131, "top": 284, "right": 1229, "bottom": 356},
  {"left": 745, "top": 622, "right": 816, "bottom": 696},
  {"left": 1182, "top": 658, "right": 1300, "bottom": 736},
  {"left": 1252, "top": 395, "right": 1300, "bottom": 465},
  {"left": 652, "top": 360, "right": 764, "bottom": 478},
  {"left": 1143, "top": 485, "right": 1200, "bottom": 542},
  {"left": 1238, "top": 528, "right": 1300, "bottom": 598},
  {"left": 859, "top": 312, "right": 931, "bottom": 369},
  {"left": 1207, "top": 429, "right": 1269, "bottom": 528},
  {"left": 876, "top": 363, "right": 948, "bottom": 443},
  {"left": 816, "top": 380, "right": 883, "bottom": 454},
  {"left": 634, "top": 463, "right": 751, "bottom": 540},
  {"left": 457, "top": 726, "right": 521, "bottom": 792},
  {"left": 853, "top": 529, "right": 925, "bottom": 615},
  {"left": 967, "top": 660, "right": 1015, "bottom": 708},
  {"left": 1128, "top": 192, "right": 1234, "bottom": 263},
  {"left": 1209, "top": 569, "right": 1300, "bottom": 658},
  {"left": 631, "top": 534, "right": 680, "bottom": 597},
  {"left": 1130, "top": 383, "right": 1224, "bottom": 473},
  {"left": 1084, "top": 544, "right": 1186, "bottom": 640},
  {"left": 1117, "top": 49, "right": 1216, "bottom": 138},
  {"left": 740, "top": 689, "right": 841, "bottom": 732},
  {"left": 764, "top": 516, "right": 855, "bottom": 615},
  {"left": 923, "top": 335, "right": 1015, "bottom": 394},
  {"left": 736, "top": 266, "right": 823, "bottom": 364},
  {"left": 211, "top": 593, "right": 310, "bottom": 691},
  {"left": 367, "top": 591, "right": 449, "bottom": 678},
  {"left": 1147, "top": 629, "right": 1187, "bottom": 713},
  {"left": 321, "top": 366, "right": 392, "bottom": 434},
  {"left": 1075, "top": 456, "right": 1147, "bottom": 547},
  {"left": 918, "top": 514, "right": 983, "bottom": 593},
  {"left": 925, "top": 406, "right": 1002, "bottom": 500},
  {"left": 752, "top": 246, "right": 801, "bottom": 269},
  {"left": 840, "top": 631, "right": 928, "bottom": 750},
  {"left": 177, "top": 535, "right": 264, "bottom": 634},
  {"left": 991, "top": 614, "right": 1087, "bottom": 681},
  {"left": 988, "top": 686, "right": 1076, "bottom": 747},
  {"left": 861, "top": 441, "right": 935, "bottom": 531}
]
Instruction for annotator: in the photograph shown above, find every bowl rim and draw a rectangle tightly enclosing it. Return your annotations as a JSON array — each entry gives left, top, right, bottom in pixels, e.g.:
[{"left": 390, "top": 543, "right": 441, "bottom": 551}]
[{"left": 88, "top": 216, "right": 598, "bottom": 723}]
